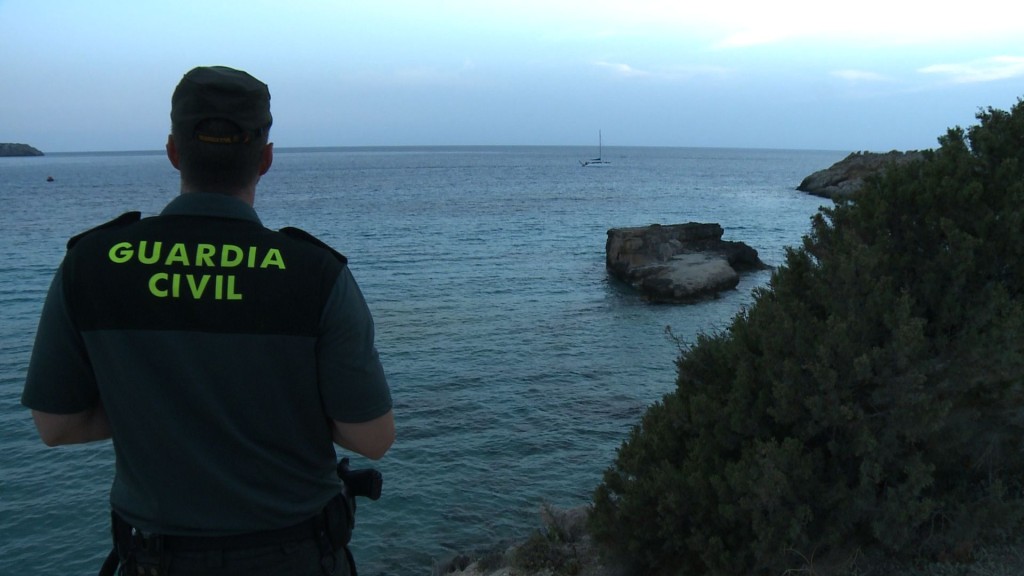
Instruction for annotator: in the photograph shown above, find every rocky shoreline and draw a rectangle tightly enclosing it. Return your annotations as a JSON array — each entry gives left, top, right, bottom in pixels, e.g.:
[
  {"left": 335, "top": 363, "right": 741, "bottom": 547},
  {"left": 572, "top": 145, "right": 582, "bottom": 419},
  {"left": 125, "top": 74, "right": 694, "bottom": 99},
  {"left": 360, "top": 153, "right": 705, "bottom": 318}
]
[
  {"left": 445, "top": 148, "right": 1024, "bottom": 576},
  {"left": 439, "top": 506, "right": 625, "bottom": 576},
  {"left": 0, "top": 143, "right": 44, "bottom": 157}
]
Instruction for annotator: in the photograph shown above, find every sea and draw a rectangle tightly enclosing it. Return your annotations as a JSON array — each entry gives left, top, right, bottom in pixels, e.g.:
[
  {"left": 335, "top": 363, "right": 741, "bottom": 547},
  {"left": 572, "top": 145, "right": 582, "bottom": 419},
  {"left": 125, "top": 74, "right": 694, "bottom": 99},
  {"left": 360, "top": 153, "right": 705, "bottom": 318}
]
[{"left": 0, "top": 145, "right": 844, "bottom": 575}]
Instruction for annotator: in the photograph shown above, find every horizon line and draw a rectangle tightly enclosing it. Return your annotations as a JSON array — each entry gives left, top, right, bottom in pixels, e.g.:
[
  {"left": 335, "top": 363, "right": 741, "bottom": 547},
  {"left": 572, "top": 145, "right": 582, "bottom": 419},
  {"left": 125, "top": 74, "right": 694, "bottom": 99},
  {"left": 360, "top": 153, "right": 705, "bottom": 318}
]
[{"left": 15, "top": 143, "right": 872, "bottom": 157}]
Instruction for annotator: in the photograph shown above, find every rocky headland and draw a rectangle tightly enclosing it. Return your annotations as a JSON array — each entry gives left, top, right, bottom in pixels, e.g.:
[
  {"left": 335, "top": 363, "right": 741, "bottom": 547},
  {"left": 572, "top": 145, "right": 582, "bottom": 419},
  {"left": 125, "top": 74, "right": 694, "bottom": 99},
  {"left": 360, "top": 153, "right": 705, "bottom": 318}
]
[
  {"left": 606, "top": 223, "right": 767, "bottom": 303},
  {"left": 797, "top": 150, "right": 924, "bottom": 199},
  {"left": 0, "top": 143, "right": 44, "bottom": 157}
]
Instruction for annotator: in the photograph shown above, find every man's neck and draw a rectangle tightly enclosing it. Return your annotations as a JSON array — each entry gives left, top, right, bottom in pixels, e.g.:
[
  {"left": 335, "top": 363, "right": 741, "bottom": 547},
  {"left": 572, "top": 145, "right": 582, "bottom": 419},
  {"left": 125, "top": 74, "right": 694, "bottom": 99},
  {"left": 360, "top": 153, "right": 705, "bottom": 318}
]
[{"left": 179, "top": 183, "right": 256, "bottom": 207}]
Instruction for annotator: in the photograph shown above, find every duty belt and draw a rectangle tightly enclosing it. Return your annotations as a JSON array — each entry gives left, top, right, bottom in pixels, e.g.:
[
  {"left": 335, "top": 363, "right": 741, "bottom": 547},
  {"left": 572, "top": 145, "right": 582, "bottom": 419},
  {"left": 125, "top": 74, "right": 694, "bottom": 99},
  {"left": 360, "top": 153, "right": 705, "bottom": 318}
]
[
  {"left": 101, "top": 492, "right": 353, "bottom": 576},
  {"left": 98, "top": 458, "right": 379, "bottom": 576},
  {"left": 112, "top": 508, "right": 332, "bottom": 551}
]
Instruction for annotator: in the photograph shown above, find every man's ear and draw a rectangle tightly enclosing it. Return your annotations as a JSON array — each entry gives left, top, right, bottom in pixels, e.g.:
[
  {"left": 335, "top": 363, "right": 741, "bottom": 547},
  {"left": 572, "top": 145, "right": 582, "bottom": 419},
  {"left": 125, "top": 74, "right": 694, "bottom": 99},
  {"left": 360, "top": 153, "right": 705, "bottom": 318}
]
[
  {"left": 166, "top": 135, "right": 180, "bottom": 170},
  {"left": 259, "top": 142, "right": 273, "bottom": 176}
]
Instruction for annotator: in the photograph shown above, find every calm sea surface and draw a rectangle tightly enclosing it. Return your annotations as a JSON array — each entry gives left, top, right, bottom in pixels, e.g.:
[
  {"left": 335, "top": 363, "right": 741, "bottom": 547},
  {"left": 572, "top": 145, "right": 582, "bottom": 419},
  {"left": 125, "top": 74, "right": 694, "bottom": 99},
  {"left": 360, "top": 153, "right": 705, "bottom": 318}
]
[{"left": 0, "top": 146, "right": 842, "bottom": 575}]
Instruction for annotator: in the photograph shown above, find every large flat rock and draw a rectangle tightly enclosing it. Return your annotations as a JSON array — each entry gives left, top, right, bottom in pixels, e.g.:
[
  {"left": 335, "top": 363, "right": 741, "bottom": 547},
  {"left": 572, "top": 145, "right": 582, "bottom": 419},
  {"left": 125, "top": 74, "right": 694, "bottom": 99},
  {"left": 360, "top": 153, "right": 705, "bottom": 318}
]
[{"left": 606, "top": 223, "right": 766, "bottom": 303}]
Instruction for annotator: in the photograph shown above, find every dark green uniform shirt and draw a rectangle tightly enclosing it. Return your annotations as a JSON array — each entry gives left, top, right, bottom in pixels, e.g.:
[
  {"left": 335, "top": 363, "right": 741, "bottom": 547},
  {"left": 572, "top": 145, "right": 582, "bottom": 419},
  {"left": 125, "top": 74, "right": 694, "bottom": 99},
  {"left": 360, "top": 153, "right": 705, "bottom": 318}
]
[{"left": 22, "top": 193, "right": 392, "bottom": 535}]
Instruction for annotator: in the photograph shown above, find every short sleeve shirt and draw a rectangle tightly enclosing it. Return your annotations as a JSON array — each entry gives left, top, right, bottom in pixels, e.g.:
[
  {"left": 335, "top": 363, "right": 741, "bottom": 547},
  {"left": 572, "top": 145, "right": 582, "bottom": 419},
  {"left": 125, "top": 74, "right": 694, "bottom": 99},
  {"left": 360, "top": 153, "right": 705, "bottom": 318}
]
[{"left": 22, "top": 193, "right": 392, "bottom": 535}]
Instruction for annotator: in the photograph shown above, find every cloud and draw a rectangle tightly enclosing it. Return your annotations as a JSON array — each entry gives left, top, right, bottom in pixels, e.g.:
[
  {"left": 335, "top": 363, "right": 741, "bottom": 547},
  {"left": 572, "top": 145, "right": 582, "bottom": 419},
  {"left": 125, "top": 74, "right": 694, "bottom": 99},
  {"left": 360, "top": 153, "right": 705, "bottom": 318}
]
[
  {"left": 697, "top": 3, "right": 1024, "bottom": 50},
  {"left": 831, "top": 69, "right": 891, "bottom": 83},
  {"left": 920, "top": 56, "right": 1024, "bottom": 83},
  {"left": 593, "top": 60, "right": 731, "bottom": 81},
  {"left": 594, "top": 61, "right": 651, "bottom": 78},
  {"left": 714, "top": 28, "right": 795, "bottom": 50}
]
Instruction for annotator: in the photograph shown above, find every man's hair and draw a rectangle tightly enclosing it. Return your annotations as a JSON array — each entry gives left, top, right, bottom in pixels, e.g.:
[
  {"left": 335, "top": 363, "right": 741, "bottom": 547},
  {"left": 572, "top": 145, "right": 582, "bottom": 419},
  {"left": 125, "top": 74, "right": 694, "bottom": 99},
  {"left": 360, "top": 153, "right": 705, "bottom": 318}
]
[{"left": 172, "top": 119, "right": 269, "bottom": 192}]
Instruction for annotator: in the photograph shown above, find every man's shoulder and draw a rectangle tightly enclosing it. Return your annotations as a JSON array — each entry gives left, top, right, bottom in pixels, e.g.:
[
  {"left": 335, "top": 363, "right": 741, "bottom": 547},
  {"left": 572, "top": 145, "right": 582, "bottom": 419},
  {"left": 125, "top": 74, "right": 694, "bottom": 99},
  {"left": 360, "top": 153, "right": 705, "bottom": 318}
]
[
  {"left": 277, "top": 227, "right": 348, "bottom": 265},
  {"left": 66, "top": 212, "right": 142, "bottom": 250}
]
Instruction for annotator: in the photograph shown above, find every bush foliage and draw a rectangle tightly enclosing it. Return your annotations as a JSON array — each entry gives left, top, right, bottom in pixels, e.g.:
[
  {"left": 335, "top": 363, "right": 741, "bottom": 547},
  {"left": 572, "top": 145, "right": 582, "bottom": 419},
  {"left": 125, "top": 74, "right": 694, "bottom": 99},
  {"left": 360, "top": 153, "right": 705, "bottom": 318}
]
[{"left": 590, "top": 99, "right": 1024, "bottom": 575}]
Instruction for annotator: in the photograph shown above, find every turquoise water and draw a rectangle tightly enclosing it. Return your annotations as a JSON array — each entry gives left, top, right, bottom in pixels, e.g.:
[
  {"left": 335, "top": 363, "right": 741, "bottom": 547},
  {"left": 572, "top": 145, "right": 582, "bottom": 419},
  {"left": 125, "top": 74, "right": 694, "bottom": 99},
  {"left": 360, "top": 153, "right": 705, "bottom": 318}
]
[{"left": 0, "top": 146, "right": 841, "bottom": 575}]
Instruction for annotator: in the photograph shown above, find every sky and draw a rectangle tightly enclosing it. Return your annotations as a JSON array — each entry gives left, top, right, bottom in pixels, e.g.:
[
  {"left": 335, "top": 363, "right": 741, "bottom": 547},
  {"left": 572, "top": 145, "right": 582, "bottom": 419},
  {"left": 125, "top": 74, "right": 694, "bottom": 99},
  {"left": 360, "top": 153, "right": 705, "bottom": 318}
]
[{"left": 2, "top": 0, "right": 1023, "bottom": 153}]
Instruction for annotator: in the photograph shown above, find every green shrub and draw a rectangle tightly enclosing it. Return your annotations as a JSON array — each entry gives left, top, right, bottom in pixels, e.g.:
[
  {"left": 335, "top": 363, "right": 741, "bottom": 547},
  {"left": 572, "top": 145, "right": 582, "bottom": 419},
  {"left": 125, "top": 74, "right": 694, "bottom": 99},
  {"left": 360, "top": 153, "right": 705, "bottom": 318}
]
[
  {"left": 511, "top": 504, "right": 585, "bottom": 575},
  {"left": 590, "top": 98, "right": 1024, "bottom": 575}
]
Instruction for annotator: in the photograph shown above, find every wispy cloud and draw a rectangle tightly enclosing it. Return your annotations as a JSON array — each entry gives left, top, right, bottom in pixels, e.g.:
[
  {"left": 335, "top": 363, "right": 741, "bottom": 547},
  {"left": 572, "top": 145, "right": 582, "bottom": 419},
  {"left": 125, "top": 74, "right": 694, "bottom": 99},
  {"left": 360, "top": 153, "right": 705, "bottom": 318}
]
[
  {"left": 387, "top": 60, "right": 480, "bottom": 85},
  {"left": 919, "top": 56, "right": 1024, "bottom": 83},
  {"left": 698, "top": 4, "right": 1024, "bottom": 51},
  {"left": 714, "top": 29, "right": 794, "bottom": 50},
  {"left": 593, "top": 61, "right": 731, "bottom": 81},
  {"left": 594, "top": 61, "right": 651, "bottom": 78},
  {"left": 831, "top": 69, "right": 891, "bottom": 83}
]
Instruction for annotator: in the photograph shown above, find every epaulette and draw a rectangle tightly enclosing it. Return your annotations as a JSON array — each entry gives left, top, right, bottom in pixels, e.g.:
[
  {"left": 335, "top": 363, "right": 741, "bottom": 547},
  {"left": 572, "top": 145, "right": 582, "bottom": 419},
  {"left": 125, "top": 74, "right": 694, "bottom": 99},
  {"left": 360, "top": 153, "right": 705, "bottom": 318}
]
[
  {"left": 279, "top": 226, "right": 348, "bottom": 264},
  {"left": 67, "top": 211, "right": 142, "bottom": 250}
]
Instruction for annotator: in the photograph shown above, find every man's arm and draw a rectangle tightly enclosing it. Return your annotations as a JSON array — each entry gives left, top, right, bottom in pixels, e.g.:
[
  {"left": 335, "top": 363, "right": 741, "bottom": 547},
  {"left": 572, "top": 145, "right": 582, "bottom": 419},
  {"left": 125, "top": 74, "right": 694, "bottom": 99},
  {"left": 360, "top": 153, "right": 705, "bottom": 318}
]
[
  {"left": 23, "top": 265, "right": 108, "bottom": 444},
  {"left": 32, "top": 404, "right": 112, "bottom": 447},
  {"left": 332, "top": 410, "right": 395, "bottom": 460}
]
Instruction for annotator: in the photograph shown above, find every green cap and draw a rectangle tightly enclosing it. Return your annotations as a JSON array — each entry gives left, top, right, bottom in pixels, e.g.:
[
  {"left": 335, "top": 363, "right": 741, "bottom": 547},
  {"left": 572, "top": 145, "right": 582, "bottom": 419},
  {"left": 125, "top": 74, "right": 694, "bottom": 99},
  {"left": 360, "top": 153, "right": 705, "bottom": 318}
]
[{"left": 171, "top": 66, "right": 272, "bottom": 141}]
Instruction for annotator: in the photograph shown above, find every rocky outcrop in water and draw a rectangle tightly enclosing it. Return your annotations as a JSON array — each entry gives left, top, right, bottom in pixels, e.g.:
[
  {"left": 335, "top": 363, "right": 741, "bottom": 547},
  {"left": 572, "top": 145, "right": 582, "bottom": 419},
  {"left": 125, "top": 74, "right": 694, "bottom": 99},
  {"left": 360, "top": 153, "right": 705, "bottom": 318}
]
[
  {"left": 0, "top": 143, "right": 44, "bottom": 157},
  {"left": 797, "top": 150, "right": 924, "bottom": 199},
  {"left": 606, "top": 223, "right": 767, "bottom": 303}
]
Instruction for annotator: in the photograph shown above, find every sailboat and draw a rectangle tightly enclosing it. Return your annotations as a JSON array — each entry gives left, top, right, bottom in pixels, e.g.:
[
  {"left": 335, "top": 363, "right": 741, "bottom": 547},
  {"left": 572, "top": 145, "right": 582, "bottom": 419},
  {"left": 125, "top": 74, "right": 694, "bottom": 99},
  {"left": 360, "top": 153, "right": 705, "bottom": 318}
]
[{"left": 580, "top": 130, "right": 611, "bottom": 167}]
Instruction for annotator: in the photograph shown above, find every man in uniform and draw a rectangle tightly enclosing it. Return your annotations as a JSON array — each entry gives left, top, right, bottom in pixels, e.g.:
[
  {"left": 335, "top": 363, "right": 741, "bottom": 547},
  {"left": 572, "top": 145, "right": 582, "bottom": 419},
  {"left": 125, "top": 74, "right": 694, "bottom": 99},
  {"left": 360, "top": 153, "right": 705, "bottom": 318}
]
[{"left": 21, "top": 66, "right": 394, "bottom": 576}]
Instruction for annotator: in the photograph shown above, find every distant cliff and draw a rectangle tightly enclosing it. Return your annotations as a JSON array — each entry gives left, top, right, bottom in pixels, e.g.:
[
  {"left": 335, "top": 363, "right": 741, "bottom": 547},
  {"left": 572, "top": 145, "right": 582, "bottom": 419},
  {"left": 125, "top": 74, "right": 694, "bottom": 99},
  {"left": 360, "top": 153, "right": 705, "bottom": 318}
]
[
  {"left": 0, "top": 143, "right": 44, "bottom": 157},
  {"left": 797, "top": 150, "right": 924, "bottom": 199}
]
